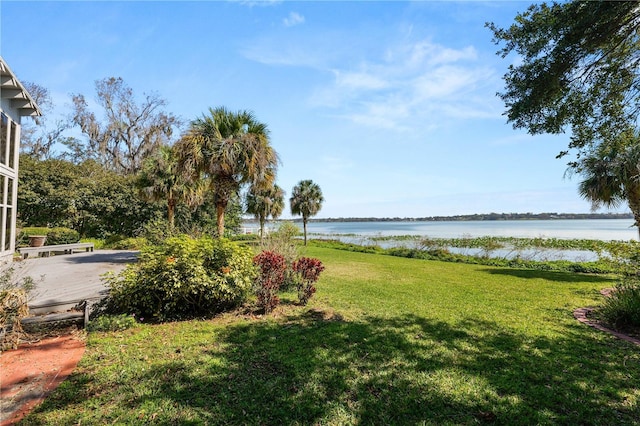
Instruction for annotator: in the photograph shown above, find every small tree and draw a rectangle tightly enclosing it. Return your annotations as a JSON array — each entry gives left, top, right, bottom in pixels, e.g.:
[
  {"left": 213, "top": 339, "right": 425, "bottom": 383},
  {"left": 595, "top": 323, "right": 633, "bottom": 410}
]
[
  {"left": 293, "top": 257, "right": 325, "bottom": 305},
  {"left": 137, "top": 145, "right": 203, "bottom": 228},
  {"left": 290, "top": 180, "right": 324, "bottom": 245},
  {"left": 245, "top": 184, "right": 285, "bottom": 243},
  {"left": 253, "top": 251, "right": 286, "bottom": 313}
]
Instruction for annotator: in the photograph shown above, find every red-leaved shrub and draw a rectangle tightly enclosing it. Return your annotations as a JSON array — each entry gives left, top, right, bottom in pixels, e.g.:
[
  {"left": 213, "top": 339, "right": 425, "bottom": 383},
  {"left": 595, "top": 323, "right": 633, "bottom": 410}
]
[
  {"left": 292, "top": 257, "right": 325, "bottom": 305},
  {"left": 253, "top": 251, "right": 287, "bottom": 313}
]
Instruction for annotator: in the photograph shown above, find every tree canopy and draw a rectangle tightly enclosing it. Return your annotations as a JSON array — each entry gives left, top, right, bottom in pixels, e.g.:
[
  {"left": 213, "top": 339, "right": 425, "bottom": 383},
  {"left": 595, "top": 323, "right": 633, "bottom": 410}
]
[
  {"left": 574, "top": 129, "right": 640, "bottom": 237},
  {"left": 290, "top": 179, "right": 324, "bottom": 245},
  {"left": 17, "top": 155, "right": 163, "bottom": 238},
  {"left": 246, "top": 183, "right": 285, "bottom": 242},
  {"left": 20, "top": 82, "right": 73, "bottom": 160},
  {"left": 175, "top": 107, "right": 279, "bottom": 237},
  {"left": 71, "top": 77, "right": 181, "bottom": 175},
  {"left": 137, "top": 145, "right": 204, "bottom": 228},
  {"left": 488, "top": 1, "right": 640, "bottom": 165}
]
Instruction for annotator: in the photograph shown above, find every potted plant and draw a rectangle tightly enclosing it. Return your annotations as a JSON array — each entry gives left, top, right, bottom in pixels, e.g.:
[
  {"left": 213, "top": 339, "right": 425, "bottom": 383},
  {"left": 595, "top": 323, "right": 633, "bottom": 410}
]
[{"left": 28, "top": 235, "right": 47, "bottom": 247}]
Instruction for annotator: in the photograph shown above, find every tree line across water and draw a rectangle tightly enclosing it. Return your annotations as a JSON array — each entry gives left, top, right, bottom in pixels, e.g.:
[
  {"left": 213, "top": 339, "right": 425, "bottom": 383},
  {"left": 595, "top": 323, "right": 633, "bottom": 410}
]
[{"left": 292, "top": 212, "right": 634, "bottom": 223}]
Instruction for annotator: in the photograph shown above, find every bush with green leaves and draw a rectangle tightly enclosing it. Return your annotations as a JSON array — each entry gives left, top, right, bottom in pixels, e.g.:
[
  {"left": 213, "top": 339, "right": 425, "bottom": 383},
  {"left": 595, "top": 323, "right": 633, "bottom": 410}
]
[
  {"left": 87, "top": 314, "right": 138, "bottom": 332},
  {"left": 17, "top": 227, "right": 80, "bottom": 246},
  {"left": 139, "top": 217, "right": 179, "bottom": 245},
  {"left": 598, "top": 278, "right": 640, "bottom": 330},
  {"left": 104, "top": 236, "right": 148, "bottom": 250},
  {"left": 102, "top": 235, "right": 256, "bottom": 322},
  {"left": 594, "top": 242, "right": 640, "bottom": 328}
]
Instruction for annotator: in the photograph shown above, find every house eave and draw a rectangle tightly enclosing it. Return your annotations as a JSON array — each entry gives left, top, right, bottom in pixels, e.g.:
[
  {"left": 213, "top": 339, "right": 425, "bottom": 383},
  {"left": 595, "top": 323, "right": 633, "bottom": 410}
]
[{"left": 0, "top": 56, "right": 42, "bottom": 117}]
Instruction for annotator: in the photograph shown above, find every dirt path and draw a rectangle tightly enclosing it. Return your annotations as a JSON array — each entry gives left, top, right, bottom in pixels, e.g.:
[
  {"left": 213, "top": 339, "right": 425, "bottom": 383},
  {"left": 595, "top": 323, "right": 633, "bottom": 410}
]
[{"left": 0, "top": 333, "right": 85, "bottom": 425}]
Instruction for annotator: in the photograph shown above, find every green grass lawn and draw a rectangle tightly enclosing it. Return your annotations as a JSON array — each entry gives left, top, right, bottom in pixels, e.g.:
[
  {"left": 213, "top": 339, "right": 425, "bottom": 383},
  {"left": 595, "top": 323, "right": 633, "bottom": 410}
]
[{"left": 24, "top": 247, "right": 640, "bottom": 425}]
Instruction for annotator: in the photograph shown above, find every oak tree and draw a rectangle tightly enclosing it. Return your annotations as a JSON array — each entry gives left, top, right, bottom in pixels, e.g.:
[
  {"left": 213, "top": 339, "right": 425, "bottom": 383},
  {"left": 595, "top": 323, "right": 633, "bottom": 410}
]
[
  {"left": 488, "top": 1, "right": 640, "bottom": 165},
  {"left": 70, "top": 77, "right": 180, "bottom": 174}
]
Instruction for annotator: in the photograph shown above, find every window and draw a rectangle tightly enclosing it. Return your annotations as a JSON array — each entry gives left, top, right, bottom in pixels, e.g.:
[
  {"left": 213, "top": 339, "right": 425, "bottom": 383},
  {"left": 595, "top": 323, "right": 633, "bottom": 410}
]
[
  {"left": 4, "top": 208, "right": 11, "bottom": 251},
  {"left": 0, "top": 111, "right": 18, "bottom": 256},
  {"left": 7, "top": 177, "right": 13, "bottom": 208},
  {"left": 9, "top": 121, "right": 17, "bottom": 169},
  {"left": 0, "top": 175, "right": 4, "bottom": 206},
  {"left": 0, "top": 113, "right": 7, "bottom": 166}
]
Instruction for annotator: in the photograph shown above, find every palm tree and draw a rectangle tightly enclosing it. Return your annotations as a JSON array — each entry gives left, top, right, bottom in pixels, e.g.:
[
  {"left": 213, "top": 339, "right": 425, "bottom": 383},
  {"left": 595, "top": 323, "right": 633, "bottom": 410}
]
[
  {"left": 576, "top": 131, "right": 640, "bottom": 239},
  {"left": 137, "top": 145, "right": 203, "bottom": 228},
  {"left": 175, "top": 107, "right": 279, "bottom": 237},
  {"left": 290, "top": 179, "right": 324, "bottom": 245},
  {"left": 246, "top": 184, "right": 285, "bottom": 242}
]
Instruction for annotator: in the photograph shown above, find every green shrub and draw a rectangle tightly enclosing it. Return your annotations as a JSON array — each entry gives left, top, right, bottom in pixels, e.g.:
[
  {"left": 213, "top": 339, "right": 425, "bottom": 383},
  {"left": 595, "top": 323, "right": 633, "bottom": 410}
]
[
  {"left": 102, "top": 236, "right": 256, "bottom": 322},
  {"left": 80, "top": 238, "right": 105, "bottom": 250},
  {"left": 17, "top": 227, "right": 80, "bottom": 246},
  {"left": 139, "top": 217, "right": 179, "bottom": 245},
  {"left": 106, "top": 237, "right": 148, "bottom": 250},
  {"left": 598, "top": 278, "right": 640, "bottom": 329},
  {"left": 87, "top": 314, "right": 138, "bottom": 332}
]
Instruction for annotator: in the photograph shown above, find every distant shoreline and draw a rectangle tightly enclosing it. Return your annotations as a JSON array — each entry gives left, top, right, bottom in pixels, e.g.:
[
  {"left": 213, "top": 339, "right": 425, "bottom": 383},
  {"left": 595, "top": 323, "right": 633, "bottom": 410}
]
[{"left": 244, "top": 213, "right": 634, "bottom": 223}]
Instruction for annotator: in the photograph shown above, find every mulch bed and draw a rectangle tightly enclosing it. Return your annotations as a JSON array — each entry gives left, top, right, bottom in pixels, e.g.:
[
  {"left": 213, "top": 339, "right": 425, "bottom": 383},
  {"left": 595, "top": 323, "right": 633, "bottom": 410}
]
[{"left": 0, "top": 328, "right": 86, "bottom": 425}]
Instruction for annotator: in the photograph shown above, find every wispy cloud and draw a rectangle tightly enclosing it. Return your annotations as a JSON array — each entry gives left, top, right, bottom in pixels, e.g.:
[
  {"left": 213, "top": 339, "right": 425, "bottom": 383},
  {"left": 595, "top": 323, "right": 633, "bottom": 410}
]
[
  {"left": 245, "top": 35, "right": 501, "bottom": 130},
  {"left": 236, "top": 0, "right": 282, "bottom": 8},
  {"left": 283, "top": 12, "right": 305, "bottom": 27},
  {"left": 306, "top": 40, "right": 501, "bottom": 130}
]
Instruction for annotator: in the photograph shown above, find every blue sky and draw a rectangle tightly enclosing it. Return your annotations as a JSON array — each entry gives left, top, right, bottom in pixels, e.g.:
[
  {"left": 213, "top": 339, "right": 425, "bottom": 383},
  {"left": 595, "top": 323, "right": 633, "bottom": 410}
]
[{"left": 0, "top": 1, "right": 624, "bottom": 219}]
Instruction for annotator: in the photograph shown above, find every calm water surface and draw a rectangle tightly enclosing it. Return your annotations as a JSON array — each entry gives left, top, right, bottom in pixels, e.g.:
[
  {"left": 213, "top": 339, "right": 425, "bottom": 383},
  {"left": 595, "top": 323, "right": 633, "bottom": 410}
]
[{"left": 303, "top": 219, "right": 638, "bottom": 241}]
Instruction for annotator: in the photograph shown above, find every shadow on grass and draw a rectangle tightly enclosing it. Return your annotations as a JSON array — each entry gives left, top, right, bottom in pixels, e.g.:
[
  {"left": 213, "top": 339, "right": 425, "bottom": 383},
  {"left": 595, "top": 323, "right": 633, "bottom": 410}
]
[
  {"left": 28, "top": 310, "right": 639, "bottom": 425},
  {"left": 481, "top": 267, "right": 617, "bottom": 284}
]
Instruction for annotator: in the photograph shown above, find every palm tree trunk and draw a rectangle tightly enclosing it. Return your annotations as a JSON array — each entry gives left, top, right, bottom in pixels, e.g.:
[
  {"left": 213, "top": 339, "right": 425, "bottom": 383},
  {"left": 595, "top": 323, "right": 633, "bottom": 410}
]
[
  {"left": 216, "top": 203, "right": 225, "bottom": 238},
  {"left": 626, "top": 184, "right": 640, "bottom": 240},
  {"left": 303, "top": 217, "right": 308, "bottom": 246},
  {"left": 168, "top": 198, "right": 176, "bottom": 229},
  {"left": 629, "top": 205, "right": 640, "bottom": 240},
  {"left": 259, "top": 217, "right": 266, "bottom": 244}
]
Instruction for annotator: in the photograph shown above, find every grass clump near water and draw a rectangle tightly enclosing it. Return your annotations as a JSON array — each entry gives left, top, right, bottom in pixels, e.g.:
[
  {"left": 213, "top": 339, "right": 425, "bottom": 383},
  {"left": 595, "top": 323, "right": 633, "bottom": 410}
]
[
  {"left": 22, "top": 246, "right": 639, "bottom": 425},
  {"left": 599, "top": 278, "right": 640, "bottom": 331},
  {"left": 311, "top": 239, "right": 617, "bottom": 274}
]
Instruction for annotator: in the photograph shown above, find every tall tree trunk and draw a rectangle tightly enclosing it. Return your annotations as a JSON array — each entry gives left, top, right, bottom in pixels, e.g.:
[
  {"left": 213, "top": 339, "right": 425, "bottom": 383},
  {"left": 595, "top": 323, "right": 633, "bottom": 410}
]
[
  {"left": 167, "top": 198, "right": 176, "bottom": 229},
  {"left": 259, "top": 216, "right": 266, "bottom": 244},
  {"left": 303, "top": 217, "right": 308, "bottom": 246},
  {"left": 629, "top": 202, "right": 640, "bottom": 240},
  {"left": 216, "top": 203, "right": 226, "bottom": 238},
  {"left": 626, "top": 184, "right": 640, "bottom": 240}
]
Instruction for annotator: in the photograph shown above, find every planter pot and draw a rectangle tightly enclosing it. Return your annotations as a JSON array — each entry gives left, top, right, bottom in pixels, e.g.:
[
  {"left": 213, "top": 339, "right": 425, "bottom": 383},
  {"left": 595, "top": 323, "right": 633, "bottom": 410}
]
[{"left": 28, "top": 235, "right": 47, "bottom": 247}]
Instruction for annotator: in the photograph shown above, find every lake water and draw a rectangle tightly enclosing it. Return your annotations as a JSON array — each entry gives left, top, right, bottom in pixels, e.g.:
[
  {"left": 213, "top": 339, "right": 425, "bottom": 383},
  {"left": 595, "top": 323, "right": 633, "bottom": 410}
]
[
  {"left": 244, "top": 219, "right": 637, "bottom": 261},
  {"left": 301, "top": 219, "right": 638, "bottom": 241}
]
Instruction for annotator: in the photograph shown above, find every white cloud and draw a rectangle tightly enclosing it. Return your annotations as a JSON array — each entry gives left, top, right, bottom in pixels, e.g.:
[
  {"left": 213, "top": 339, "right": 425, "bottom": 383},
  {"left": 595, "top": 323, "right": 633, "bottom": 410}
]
[
  {"left": 334, "top": 70, "right": 388, "bottom": 91},
  {"left": 283, "top": 12, "right": 305, "bottom": 27},
  {"left": 236, "top": 0, "right": 282, "bottom": 8},
  {"left": 243, "top": 33, "right": 502, "bottom": 131},
  {"left": 312, "top": 40, "right": 499, "bottom": 130}
]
